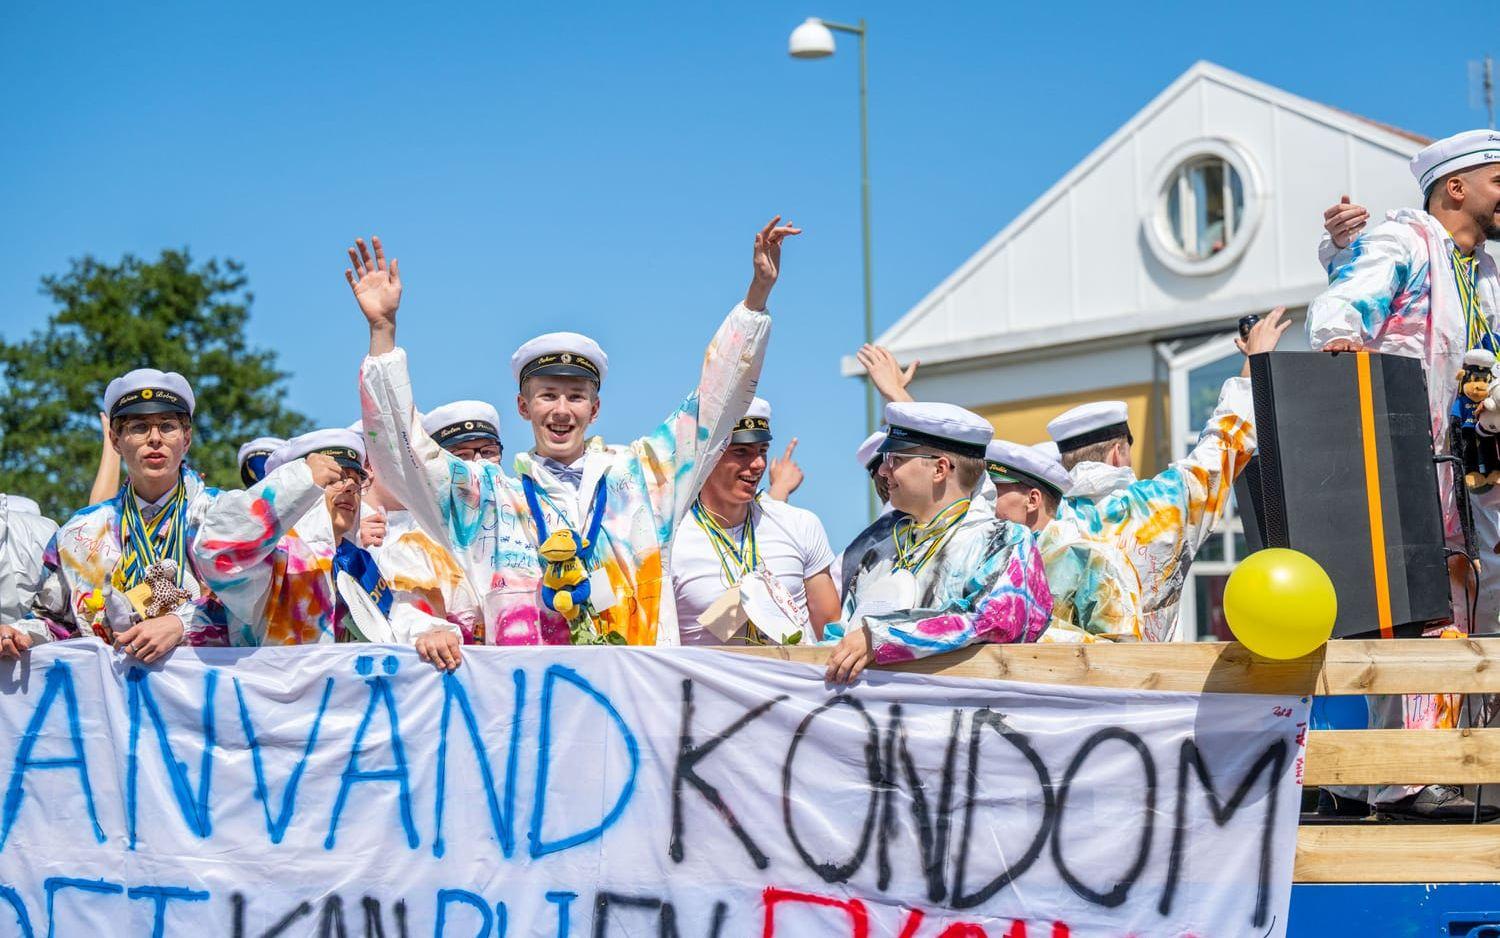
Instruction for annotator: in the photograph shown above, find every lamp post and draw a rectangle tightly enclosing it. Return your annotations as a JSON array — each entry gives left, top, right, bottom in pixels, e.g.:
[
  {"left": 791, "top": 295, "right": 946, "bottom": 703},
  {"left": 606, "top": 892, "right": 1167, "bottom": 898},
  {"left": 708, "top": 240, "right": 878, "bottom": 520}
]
[{"left": 789, "top": 17, "right": 878, "bottom": 510}]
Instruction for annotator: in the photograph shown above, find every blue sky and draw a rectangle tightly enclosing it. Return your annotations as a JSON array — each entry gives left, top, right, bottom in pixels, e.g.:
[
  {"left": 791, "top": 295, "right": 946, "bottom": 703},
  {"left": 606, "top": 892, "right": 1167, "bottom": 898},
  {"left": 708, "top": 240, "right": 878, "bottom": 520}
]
[{"left": 0, "top": 1, "right": 1487, "bottom": 544}]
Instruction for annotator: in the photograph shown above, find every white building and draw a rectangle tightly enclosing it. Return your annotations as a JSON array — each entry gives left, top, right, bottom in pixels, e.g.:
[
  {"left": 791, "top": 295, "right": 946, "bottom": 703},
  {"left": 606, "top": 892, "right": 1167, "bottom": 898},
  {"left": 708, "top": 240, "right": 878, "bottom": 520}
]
[{"left": 847, "top": 60, "right": 1433, "bottom": 640}]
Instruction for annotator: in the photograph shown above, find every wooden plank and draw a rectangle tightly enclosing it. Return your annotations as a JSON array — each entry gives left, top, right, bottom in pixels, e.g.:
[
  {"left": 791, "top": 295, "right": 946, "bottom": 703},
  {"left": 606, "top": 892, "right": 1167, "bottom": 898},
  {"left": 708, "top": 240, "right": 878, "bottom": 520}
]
[
  {"left": 1305, "top": 729, "right": 1500, "bottom": 786},
  {"left": 1295, "top": 824, "right": 1500, "bottom": 883},
  {"left": 722, "top": 637, "right": 1500, "bottom": 696}
]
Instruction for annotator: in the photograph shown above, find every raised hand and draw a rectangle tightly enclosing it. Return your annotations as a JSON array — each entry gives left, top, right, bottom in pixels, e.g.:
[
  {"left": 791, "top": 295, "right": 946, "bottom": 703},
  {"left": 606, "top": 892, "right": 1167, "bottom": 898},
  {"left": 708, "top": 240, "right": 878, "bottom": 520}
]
[
  {"left": 360, "top": 505, "right": 388, "bottom": 548},
  {"left": 768, "top": 438, "right": 804, "bottom": 501},
  {"left": 345, "top": 236, "right": 402, "bottom": 350},
  {"left": 856, "top": 344, "right": 918, "bottom": 404},
  {"left": 306, "top": 453, "right": 344, "bottom": 489},
  {"left": 745, "top": 215, "right": 803, "bottom": 311},
  {"left": 1236, "top": 306, "right": 1292, "bottom": 377},
  {"left": 1323, "top": 196, "right": 1369, "bottom": 249}
]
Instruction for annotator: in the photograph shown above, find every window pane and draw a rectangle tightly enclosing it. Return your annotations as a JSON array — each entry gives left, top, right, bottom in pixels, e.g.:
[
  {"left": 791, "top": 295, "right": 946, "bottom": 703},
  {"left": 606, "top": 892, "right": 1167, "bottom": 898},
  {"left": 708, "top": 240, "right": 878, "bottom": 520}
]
[
  {"left": 1166, "top": 174, "right": 1183, "bottom": 250},
  {"left": 1197, "top": 534, "right": 1226, "bottom": 562},
  {"left": 1187, "top": 350, "right": 1243, "bottom": 431},
  {"left": 1193, "top": 574, "right": 1233, "bottom": 642}
]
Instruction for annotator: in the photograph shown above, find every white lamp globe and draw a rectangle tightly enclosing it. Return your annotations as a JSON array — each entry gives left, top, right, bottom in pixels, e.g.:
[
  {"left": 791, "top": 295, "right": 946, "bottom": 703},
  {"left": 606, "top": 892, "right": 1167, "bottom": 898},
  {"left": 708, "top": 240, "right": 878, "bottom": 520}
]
[{"left": 788, "top": 18, "right": 836, "bottom": 58}]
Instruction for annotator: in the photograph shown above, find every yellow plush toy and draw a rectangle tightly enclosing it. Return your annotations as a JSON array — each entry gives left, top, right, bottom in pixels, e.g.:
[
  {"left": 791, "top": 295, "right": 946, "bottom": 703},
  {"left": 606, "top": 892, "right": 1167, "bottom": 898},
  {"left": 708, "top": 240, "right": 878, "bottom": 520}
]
[{"left": 539, "top": 529, "right": 591, "bottom": 620}]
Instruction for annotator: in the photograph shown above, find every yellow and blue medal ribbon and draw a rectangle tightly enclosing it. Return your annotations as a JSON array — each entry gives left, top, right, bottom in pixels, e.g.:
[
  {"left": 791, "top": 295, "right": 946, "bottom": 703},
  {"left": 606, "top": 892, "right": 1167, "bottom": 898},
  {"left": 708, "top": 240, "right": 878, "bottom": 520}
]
[
  {"left": 691, "top": 500, "right": 759, "bottom": 586},
  {"left": 892, "top": 498, "right": 970, "bottom": 574},
  {"left": 116, "top": 475, "right": 189, "bottom": 591}
]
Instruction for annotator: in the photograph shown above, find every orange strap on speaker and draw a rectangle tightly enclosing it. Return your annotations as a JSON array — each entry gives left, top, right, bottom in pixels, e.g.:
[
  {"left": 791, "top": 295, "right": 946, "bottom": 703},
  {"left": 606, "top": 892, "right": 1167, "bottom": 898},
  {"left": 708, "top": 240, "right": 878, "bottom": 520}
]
[{"left": 1355, "top": 352, "right": 1395, "bottom": 639}]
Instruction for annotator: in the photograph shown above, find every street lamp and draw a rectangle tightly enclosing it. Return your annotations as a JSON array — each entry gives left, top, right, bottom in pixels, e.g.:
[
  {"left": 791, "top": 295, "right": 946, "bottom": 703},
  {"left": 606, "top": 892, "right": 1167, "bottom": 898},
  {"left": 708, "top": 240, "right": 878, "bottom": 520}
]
[{"left": 788, "top": 16, "right": 878, "bottom": 513}]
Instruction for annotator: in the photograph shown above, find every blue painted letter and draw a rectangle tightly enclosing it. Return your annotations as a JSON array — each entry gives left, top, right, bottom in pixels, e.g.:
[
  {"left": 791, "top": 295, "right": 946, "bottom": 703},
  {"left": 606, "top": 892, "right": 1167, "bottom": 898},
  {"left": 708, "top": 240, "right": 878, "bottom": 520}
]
[{"left": 1, "top": 661, "right": 105, "bottom": 849}]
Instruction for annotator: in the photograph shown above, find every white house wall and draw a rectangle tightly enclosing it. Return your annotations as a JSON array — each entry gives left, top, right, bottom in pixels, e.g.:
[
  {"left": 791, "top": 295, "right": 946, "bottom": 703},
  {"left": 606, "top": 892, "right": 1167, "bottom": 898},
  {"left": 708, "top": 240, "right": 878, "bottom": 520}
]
[{"left": 866, "top": 62, "right": 1424, "bottom": 373}]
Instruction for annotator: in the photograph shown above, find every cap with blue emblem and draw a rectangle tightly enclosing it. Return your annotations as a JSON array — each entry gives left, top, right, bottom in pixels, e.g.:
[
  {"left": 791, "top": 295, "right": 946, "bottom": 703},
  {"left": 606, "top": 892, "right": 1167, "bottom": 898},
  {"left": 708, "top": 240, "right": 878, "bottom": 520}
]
[
  {"left": 1412, "top": 129, "right": 1500, "bottom": 198},
  {"left": 511, "top": 333, "right": 609, "bottom": 387},
  {"left": 237, "top": 436, "right": 286, "bottom": 487},
  {"left": 986, "top": 439, "right": 1070, "bottom": 497},
  {"left": 264, "top": 428, "right": 367, "bottom": 477},
  {"left": 422, "top": 400, "right": 502, "bottom": 449},
  {"left": 104, "top": 368, "right": 195, "bottom": 420},
  {"left": 731, "top": 398, "right": 773, "bottom": 444},
  {"left": 1047, "top": 400, "right": 1131, "bottom": 453},
  {"left": 878, "top": 402, "right": 993, "bottom": 460}
]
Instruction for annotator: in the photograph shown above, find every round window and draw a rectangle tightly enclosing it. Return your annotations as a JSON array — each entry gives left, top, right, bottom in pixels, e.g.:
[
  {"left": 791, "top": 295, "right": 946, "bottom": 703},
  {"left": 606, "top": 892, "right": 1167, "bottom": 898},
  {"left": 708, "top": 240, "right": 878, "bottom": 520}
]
[{"left": 1145, "top": 140, "right": 1262, "bottom": 276}]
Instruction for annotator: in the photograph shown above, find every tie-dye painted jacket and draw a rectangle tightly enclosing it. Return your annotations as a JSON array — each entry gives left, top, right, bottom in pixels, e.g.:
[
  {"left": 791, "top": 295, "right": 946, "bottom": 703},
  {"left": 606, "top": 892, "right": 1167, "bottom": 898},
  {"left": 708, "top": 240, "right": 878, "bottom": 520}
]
[
  {"left": 824, "top": 500, "right": 1052, "bottom": 663},
  {"left": 195, "top": 460, "right": 398, "bottom": 646},
  {"left": 1058, "top": 377, "right": 1255, "bottom": 642},
  {"left": 18, "top": 468, "right": 229, "bottom": 646},
  {"left": 1311, "top": 210, "right": 1500, "bottom": 550},
  {"left": 359, "top": 303, "right": 770, "bottom": 646},
  {"left": 375, "top": 509, "right": 480, "bottom": 643},
  {"left": 1035, "top": 514, "right": 1143, "bottom": 641}
]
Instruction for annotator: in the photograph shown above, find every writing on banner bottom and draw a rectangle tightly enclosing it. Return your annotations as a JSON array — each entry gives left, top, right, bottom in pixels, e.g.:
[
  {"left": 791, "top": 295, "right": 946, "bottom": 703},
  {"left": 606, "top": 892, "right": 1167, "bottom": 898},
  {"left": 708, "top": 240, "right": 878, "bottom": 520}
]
[{"left": 0, "top": 643, "right": 1308, "bottom": 937}]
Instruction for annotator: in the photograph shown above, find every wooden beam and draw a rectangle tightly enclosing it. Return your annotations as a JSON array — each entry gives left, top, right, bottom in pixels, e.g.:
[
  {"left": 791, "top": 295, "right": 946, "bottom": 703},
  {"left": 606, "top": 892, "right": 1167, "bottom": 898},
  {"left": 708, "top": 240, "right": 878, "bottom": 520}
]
[
  {"left": 1305, "top": 729, "right": 1500, "bottom": 786},
  {"left": 1295, "top": 824, "right": 1500, "bottom": 883},
  {"left": 722, "top": 637, "right": 1500, "bottom": 696}
]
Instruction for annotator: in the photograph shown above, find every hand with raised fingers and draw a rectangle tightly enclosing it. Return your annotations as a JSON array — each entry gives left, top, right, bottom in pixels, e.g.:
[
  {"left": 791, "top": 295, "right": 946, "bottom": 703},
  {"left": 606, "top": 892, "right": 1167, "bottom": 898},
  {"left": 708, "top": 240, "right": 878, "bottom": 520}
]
[
  {"left": 1236, "top": 307, "right": 1292, "bottom": 376},
  {"left": 1321, "top": 338, "right": 1363, "bottom": 354},
  {"left": 767, "top": 438, "right": 804, "bottom": 501},
  {"left": 345, "top": 236, "right": 402, "bottom": 351},
  {"left": 415, "top": 627, "right": 463, "bottom": 671},
  {"left": 745, "top": 215, "right": 804, "bottom": 311},
  {"left": 857, "top": 344, "right": 918, "bottom": 404},
  {"left": 1323, "top": 195, "right": 1369, "bottom": 249}
]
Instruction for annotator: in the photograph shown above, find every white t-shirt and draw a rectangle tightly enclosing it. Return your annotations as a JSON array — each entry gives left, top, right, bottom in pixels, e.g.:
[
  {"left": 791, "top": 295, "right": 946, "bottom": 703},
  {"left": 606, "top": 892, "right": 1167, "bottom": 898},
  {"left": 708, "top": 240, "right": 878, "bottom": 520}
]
[{"left": 671, "top": 497, "right": 835, "bottom": 645}]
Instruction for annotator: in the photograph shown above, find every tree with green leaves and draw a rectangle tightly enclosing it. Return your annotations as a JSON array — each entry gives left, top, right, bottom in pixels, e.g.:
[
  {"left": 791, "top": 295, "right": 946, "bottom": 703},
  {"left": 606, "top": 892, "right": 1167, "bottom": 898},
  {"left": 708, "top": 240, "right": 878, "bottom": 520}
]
[{"left": 0, "top": 250, "right": 311, "bottom": 519}]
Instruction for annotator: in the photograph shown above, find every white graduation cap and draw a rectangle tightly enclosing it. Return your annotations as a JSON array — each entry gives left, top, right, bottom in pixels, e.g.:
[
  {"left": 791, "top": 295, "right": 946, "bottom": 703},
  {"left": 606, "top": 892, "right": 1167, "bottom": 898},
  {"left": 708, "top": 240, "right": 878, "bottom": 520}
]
[
  {"left": 265, "top": 428, "right": 367, "bottom": 477},
  {"left": 511, "top": 333, "right": 609, "bottom": 386},
  {"left": 1412, "top": 129, "right": 1500, "bottom": 197},
  {"left": 104, "top": 368, "right": 195, "bottom": 420},
  {"left": 878, "top": 402, "right": 993, "bottom": 460},
  {"left": 422, "top": 400, "right": 502, "bottom": 449},
  {"left": 1047, "top": 401, "right": 1131, "bottom": 453},
  {"left": 986, "top": 439, "right": 1070, "bottom": 497}
]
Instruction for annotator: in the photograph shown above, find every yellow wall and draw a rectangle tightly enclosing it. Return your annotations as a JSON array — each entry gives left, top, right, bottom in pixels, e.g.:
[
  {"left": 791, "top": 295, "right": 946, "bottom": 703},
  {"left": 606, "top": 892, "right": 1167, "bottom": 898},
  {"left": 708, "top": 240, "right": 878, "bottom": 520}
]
[{"left": 975, "top": 382, "right": 1162, "bottom": 478}]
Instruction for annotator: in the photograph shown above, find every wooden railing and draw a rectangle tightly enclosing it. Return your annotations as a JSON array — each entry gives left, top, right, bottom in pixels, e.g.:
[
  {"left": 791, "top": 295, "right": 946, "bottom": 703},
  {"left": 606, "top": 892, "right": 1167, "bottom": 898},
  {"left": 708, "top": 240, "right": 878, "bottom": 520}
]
[{"left": 726, "top": 638, "right": 1500, "bottom": 885}]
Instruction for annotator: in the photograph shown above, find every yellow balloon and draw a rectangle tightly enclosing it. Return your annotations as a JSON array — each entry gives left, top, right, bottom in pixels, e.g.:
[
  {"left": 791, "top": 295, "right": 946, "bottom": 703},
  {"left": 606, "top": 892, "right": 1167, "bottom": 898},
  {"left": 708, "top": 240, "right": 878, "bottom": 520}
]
[{"left": 1223, "top": 548, "right": 1337, "bottom": 659}]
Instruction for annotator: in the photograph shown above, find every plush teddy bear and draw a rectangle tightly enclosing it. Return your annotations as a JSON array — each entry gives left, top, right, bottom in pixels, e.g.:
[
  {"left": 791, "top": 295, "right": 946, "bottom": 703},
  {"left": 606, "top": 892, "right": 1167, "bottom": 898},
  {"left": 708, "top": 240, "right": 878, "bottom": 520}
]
[
  {"left": 1465, "top": 349, "right": 1500, "bottom": 489},
  {"left": 539, "top": 529, "right": 591, "bottom": 621}
]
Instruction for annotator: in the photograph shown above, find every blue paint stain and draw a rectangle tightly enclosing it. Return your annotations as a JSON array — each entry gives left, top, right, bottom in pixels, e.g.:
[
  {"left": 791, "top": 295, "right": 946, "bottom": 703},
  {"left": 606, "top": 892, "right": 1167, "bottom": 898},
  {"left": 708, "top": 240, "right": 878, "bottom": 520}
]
[
  {"left": 495, "top": 902, "right": 507, "bottom": 937},
  {"left": 383, "top": 655, "right": 398, "bottom": 676},
  {"left": 127, "top": 667, "right": 218, "bottom": 847},
  {"left": 0, "top": 661, "right": 106, "bottom": 849},
  {"left": 433, "top": 669, "right": 524, "bottom": 859},
  {"left": 356, "top": 655, "right": 374, "bottom": 676},
  {"left": 324, "top": 672, "right": 418, "bottom": 850},
  {"left": 0, "top": 883, "right": 34, "bottom": 937},
  {"left": 434, "top": 888, "right": 492, "bottom": 937},
  {"left": 234, "top": 676, "right": 335, "bottom": 844},
  {"left": 545, "top": 891, "right": 576, "bottom": 938},
  {"left": 527, "top": 665, "right": 639, "bottom": 859},
  {"left": 44, "top": 877, "right": 121, "bottom": 938},
  {"left": 126, "top": 885, "right": 209, "bottom": 938}
]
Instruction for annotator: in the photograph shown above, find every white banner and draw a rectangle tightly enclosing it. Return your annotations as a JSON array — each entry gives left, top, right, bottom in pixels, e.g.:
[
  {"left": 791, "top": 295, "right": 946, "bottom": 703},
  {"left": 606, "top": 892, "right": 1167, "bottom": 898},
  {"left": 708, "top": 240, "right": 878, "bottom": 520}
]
[{"left": 0, "top": 642, "right": 1308, "bottom": 937}]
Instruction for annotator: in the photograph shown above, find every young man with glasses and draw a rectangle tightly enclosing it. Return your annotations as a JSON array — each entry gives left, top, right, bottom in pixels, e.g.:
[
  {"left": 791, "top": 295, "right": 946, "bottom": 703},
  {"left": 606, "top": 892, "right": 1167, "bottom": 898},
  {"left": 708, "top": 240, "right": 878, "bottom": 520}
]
[
  {"left": 823, "top": 402, "right": 1052, "bottom": 684},
  {"left": 2, "top": 369, "right": 242, "bottom": 660},
  {"left": 197, "top": 428, "right": 400, "bottom": 645}
]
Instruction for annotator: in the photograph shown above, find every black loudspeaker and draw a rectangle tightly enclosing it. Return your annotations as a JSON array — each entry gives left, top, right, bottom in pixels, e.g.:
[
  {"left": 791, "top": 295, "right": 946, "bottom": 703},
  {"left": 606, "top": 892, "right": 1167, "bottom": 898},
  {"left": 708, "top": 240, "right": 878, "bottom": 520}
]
[{"left": 1244, "top": 351, "right": 1450, "bottom": 639}]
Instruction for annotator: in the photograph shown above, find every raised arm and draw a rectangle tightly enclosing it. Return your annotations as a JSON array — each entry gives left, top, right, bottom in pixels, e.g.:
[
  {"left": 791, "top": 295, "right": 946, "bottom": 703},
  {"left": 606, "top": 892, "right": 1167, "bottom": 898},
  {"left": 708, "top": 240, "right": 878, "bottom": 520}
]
[
  {"left": 634, "top": 217, "right": 795, "bottom": 536},
  {"left": 1307, "top": 220, "right": 1424, "bottom": 353},
  {"left": 195, "top": 457, "right": 336, "bottom": 627},
  {"left": 857, "top": 344, "right": 918, "bottom": 404},
  {"left": 88, "top": 412, "right": 122, "bottom": 505}
]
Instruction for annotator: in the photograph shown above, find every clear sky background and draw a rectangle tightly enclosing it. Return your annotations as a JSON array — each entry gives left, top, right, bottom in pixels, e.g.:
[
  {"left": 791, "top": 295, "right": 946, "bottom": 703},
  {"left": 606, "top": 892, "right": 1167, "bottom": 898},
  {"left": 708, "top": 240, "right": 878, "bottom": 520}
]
[{"left": 1, "top": 1, "right": 1489, "bottom": 544}]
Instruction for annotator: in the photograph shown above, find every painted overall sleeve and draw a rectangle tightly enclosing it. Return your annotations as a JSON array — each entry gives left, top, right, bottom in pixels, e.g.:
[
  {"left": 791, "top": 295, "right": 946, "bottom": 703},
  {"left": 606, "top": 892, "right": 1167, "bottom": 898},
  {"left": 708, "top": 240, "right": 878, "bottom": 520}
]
[
  {"left": 630, "top": 303, "right": 771, "bottom": 542},
  {"left": 195, "top": 461, "right": 326, "bottom": 628},
  {"left": 863, "top": 525, "right": 1053, "bottom": 664},
  {"left": 360, "top": 347, "right": 499, "bottom": 556},
  {"left": 1061, "top": 537, "right": 1143, "bottom": 639},
  {"left": 380, "top": 532, "right": 466, "bottom": 641},
  {"left": 1307, "top": 222, "right": 1425, "bottom": 350},
  {"left": 16, "top": 535, "right": 74, "bottom": 644}
]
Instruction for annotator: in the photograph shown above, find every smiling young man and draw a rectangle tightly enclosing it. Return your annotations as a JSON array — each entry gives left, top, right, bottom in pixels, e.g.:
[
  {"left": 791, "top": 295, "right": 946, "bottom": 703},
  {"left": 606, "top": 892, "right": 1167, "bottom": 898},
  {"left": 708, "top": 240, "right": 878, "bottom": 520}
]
[
  {"left": 670, "top": 398, "right": 840, "bottom": 645},
  {"left": 823, "top": 402, "right": 1052, "bottom": 684},
  {"left": 197, "top": 429, "right": 399, "bottom": 646},
  {"left": 355, "top": 219, "right": 793, "bottom": 658},
  {"left": 2, "top": 369, "right": 234, "bottom": 660},
  {"left": 1309, "top": 130, "right": 1500, "bottom": 822}
]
